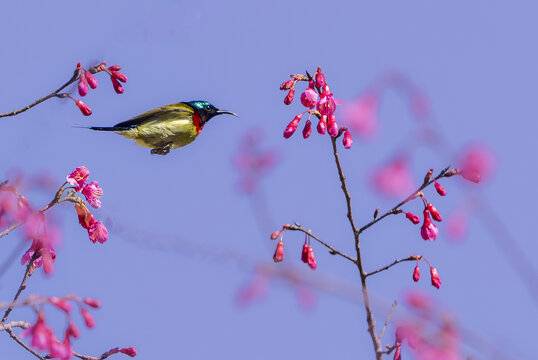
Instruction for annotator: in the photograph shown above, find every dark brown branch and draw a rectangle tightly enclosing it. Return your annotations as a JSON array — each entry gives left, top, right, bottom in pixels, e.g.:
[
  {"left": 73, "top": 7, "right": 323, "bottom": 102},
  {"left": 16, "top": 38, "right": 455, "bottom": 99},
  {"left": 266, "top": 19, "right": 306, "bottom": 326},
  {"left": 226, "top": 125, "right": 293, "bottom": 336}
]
[
  {"left": 359, "top": 166, "right": 451, "bottom": 234},
  {"left": 378, "top": 301, "right": 397, "bottom": 340},
  {"left": 365, "top": 256, "right": 420, "bottom": 278},
  {"left": 0, "top": 68, "right": 80, "bottom": 118},
  {"left": 284, "top": 223, "right": 356, "bottom": 262}
]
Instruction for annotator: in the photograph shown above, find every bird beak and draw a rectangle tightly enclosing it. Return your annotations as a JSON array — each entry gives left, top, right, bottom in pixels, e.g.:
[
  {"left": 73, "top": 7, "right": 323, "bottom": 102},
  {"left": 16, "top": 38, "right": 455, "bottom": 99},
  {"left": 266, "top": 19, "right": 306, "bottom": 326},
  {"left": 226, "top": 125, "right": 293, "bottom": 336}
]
[{"left": 216, "top": 110, "right": 238, "bottom": 117}]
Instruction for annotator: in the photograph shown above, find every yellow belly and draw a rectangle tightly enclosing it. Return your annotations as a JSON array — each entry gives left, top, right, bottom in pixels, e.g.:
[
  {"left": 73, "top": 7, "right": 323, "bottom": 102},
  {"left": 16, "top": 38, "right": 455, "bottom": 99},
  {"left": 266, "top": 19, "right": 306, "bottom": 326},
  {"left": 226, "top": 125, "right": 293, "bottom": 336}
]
[{"left": 117, "top": 119, "right": 199, "bottom": 149}]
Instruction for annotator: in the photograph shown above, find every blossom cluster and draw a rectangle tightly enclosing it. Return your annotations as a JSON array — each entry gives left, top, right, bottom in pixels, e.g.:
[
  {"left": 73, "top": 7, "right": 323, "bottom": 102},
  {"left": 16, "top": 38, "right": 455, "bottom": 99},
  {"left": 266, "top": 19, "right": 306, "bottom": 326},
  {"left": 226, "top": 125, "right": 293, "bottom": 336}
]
[
  {"left": 270, "top": 225, "right": 317, "bottom": 270},
  {"left": 279, "top": 67, "right": 352, "bottom": 149},
  {"left": 66, "top": 166, "right": 108, "bottom": 244},
  {"left": 69, "top": 62, "right": 128, "bottom": 116},
  {"left": 20, "top": 295, "right": 136, "bottom": 360},
  {"left": 410, "top": 256, "right": 441, "bottom": 289}
]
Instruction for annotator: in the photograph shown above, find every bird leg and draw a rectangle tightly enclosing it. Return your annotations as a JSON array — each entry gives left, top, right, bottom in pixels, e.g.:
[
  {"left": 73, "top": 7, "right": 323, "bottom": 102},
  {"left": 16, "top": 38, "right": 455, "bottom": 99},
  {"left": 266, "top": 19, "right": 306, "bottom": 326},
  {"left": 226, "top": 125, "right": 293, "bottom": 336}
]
[{"left": 150, "top": 143, "right": 171, "bottom": 155}]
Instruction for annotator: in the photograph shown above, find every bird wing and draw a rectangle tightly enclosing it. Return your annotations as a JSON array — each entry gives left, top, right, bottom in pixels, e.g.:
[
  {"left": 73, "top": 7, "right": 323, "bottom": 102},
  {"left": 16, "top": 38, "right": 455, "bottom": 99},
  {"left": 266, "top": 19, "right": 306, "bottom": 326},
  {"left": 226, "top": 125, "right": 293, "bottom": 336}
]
[{"left": 113, "top": 103, "right": 194, "bottom": 129}]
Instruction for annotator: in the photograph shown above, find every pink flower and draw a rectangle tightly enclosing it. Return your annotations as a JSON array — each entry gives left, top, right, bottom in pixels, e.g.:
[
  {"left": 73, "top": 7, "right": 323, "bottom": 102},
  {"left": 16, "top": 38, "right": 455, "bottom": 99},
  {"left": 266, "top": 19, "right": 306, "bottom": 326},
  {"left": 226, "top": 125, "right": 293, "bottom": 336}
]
[
  {"left": 21, "top": 239, "right": 57, "bottom": 273},
  {"left": 434, "top": 180, "right": 446, "bottom": 196},
  {"left": 280, "top": 80, "right": 294, "bottom": 90},
  {"left": 235, "top": 274, "right": 269, "bottom": 306},
  {"left": 21, "top": 311, "right": 54, "bottom": 351},
  {"left": 446, "top": 211, "right": 467, "bottom": 243},
  {"left": 80, "top": 307, "right": 96, "bottom": 328},
  {"left": 342, "top": 130, "right": 352, "bottom": 149},
  {"left": 413, "top": 265, "right": 420, "bottom": 282},
  {"left": 83, "top": 298, "right": 102, "bottom": 308},
  {"left": 430, "top": 267, "right": 441, "bottom": 289},
  {"left": 307, "top": 246, "right": 317, "bottom": 270},
  {"left": 317, "top": 115, "right": 327, "bottom": 135},
  {"left": 301, "top": 243, "right": 309, "bottom": 263},
  {"left": 81, "top": 181, "right": 103, "bottom": 208},
  {"left": 49, "top": 332, "right": 73, "bottom": 360},
  {"left": 302, "top": 120, "right": 312, "bottom": 138},
  {"left": 88, "top": 221, "right": 108, "bottom": 243},
  {"left": 406, "top": 212, "right": 420, "bottom": 225},
  {"left": 284, "top": 88, "right": 295, "bottom": 105},
  {"left": 420, "top": 209, "right": 438, "bottom": 241},
  {"left": 458, "top": 144, "right": 495, "bottom": 183},
  {"left": 85, "top": 71, "right": 98, "bottom": 89},
  {"left": 49, "top": 297, "right": 71, "bottom": 313},
  {"left": 68, "top": 322, "right": 80, "bottom": 339},
  {"left": 273, "top": 240, "right": 284, "bottom": 262},
  {"left": 393, "top": 345, "right": 401, "bottom": 360},
  {"left": 427, "top": 203, "right": 442, "bottom": 222},
  {"left": 315, "top": 69, "right": 325, "bottom": 88},
  {"left": 300, "top": 87, "right": 318, "bottom": 109},
  {"left": 66, "top": 167, "right": 89, "bottom": 191},
  {"left": 75, "top": 100, "right": 92, "bottom": 116},
  {"left": 341, "top": 92, "right": 379, "bottom": 139},
  {"left": 78, "top": 72, "right": 88, "bottom": 97},
  {"left": 316, "top": 93, "right": 336, "bottom": 117},
  {"left": 327, "top": 114, "right": 338, "bottom": 137},
  {"left": 120, "top": 347, "right": 137, "bottom": 357},
  {"left": 371, "top": 157, "right": 415, "bottom": 198},
  {"left": 283, "top": 114, "right": 301, "bottom": 138}
]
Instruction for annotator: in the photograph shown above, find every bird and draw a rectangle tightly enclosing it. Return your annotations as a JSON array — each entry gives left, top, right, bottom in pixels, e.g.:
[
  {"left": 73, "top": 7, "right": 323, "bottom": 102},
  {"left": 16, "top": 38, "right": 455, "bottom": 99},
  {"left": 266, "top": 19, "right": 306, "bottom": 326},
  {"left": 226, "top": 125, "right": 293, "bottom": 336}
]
[{"left": 88, "top": 100, "right": 237, "bottom": 155}]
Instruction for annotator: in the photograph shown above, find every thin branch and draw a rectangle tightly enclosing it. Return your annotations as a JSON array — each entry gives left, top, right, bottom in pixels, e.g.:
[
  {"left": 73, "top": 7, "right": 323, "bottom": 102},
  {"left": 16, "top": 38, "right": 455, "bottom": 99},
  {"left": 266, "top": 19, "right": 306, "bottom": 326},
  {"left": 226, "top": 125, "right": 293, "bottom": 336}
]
[
  {"left": 4, "top": 327, "right": 46, "bottom": 359},
  {"left": 284, "top": 223, "right": 356, "bottom": 263},
  {"left": 1, "top": 256, "right": 36, "bottom": 323},
  {"left": 0, "top": 320, "right": 31, "bottom": 331},
  {"left": 359, "top": 166, "right": 451, "bottom": 234},
  {"left": 0, "top": 68, "right": 80, "bottom": 118},
  {"left": 379, "top": 301, "right": 397, "bottom": 340},
  {"left": 365, "top": 256, "right": 420, "bottom": 278}
]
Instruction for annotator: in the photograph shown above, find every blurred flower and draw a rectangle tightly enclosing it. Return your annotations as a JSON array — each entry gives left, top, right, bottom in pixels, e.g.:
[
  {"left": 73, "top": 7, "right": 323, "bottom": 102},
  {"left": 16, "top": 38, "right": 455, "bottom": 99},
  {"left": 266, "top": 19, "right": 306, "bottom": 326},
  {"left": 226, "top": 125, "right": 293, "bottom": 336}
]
[
  {"left": 371, "top": 157, "right": 415, "bottom": 198},
  {"left": 341, "top": 91, "right": 379, "bottom": 138},
  {"left": 458, "top": 144, "right": 495, "bottom": 183},
  {"left": 49, "top": 297, "right": 72, "bottom": 313},
  {"left": 83, "top": 298, "right": 102, "bottom": 308},
  {"left": 21, "top": 311, "right": 54, "bottom": 351},
  {"left": 80, "top": 307, "right": 96, "bottom": 328},
  {"left": 445, "top": 210, "right": 467, "bottom": 243},
  {"left": 235, "top": 273, "right": 269, "bottom": 307}
]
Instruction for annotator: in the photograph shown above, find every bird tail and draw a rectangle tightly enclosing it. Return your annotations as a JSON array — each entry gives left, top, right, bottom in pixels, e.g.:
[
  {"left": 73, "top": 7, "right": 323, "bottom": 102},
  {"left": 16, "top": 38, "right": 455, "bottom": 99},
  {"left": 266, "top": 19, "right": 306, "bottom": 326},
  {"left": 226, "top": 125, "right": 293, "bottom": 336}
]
[{"left": 73, "top": 125, "right": 131, "bottom": 131}]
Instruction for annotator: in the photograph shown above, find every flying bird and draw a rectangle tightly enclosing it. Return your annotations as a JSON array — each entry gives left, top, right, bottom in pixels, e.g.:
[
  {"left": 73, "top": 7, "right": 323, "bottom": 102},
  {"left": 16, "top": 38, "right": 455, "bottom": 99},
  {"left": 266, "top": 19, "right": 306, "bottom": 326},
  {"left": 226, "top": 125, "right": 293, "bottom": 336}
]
[{"left": 89, "top": 101, "right": 237, "bottom": 155}]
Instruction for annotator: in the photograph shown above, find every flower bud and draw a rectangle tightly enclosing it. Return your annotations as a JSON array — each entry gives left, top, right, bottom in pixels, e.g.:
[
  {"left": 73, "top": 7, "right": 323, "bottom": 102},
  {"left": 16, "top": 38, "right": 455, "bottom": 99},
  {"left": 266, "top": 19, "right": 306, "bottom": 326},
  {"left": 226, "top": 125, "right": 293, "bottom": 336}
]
[
  {"left": 434, "top": 181, "right": 446, "bottom": 196},
  {"left": 343, "top": 130, "right": 352, "bottom": 149},
  {"left": 83, "top": 297, "right": 102, "bottom": 308},
  {"left": 108, "top": 65, "right": 122, "bottom": 71},
  {"left": 420, "top": 209, "right": 438, "bottom": 241},
  {"left": 424, "top": 168, "right": 433, "bottom": 183},
  {"left": 111, "top": 71, "right": 128, "bottom": 83},
  {"left": 120, "top": 348, "right": 137, "bottom": 357},
  {"left": 302, "top": 120, "right": 312, "bottom": 139},
  {"left": 75, "top": 100, "right": 92, "bottom": 116},
  {"left": 327, "top": 115, "right": 338, "bottom": 137},
  {"left": 78, "top": 73, "right": 89, "bottom": 97},
  {"left": 280, "top": 80, "right": 294, "bottom": 90},
  {"left": 80, "top": 307, "right": 96, "bottom": 328},
  {"left": 317, "top": 115, "right": 327, "bottom": 135},
  {"left": 111, "top": 77, "right": 124, "bottom": 94},
  {"left": 284, "top": 88, "right": 295, "bottom": 105},
  {"left": 283, "top": 114, "right": 301, "bottom": 138},
  {"left": 430, "top": 267, "right": 441, "bottom": 289},
  {"left": 301, "top": 243, "right": 309, "bottom": 263},
  {"left": 413, "top": 265, "right": 420, "bottom": 282},
  {"left": 270, "top": 230, "right": 280, "bottom": 240},
  {"left": 86, "top": 71, "right": 98, "bottom": 89},
  {"left": 427, "top": 203, "right": 442, "bottom": 222},
  {"left": 273, "top": 240, "right": 284, "bottom": 262},
  {"left": 405, "top": 212, "right": 420, "bottom": 225},
  {"left": 307, "top": 246, "right": 317, "bottom": 270},
  {"left": 49, "top": 297, "right": 71, "bottom": 313},
  {"left": 315, "top": 69, "right": 325, "bottom": 88}
]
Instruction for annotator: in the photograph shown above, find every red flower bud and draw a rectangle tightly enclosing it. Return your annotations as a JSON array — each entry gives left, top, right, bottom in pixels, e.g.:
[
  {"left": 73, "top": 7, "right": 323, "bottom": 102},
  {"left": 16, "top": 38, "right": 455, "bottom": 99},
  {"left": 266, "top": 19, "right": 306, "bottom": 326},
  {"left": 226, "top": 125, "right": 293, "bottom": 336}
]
[
  {"left": 86, "top": 71, "right": 98, "bottom": 89},
  {"left": 83, "top": 297, "right": 101, "bottom": 308},
  {"left": 406, "top": 212, "right": 420, "bottom": 225},
  {"left": 270, "top": 230, "right": 280, "bottom": 240},
  {"left": 327, "top": 115, "right": 338, "bottom": 137},
  {"left": 75, "top": 100, "right": 92, "bottom": 116},
  {"left": 111, "top": 71, "right": 127, "bottom": 83},
  {"left": 80, "top": 307, "right": 96, "bottom": 328},
  {"left": 434, "top": 180, "right": 446, "bottom": 196},
  {"left": 283, "top": 114, "right": 301, "bottom": 138},
  {"left": 427, "top": 203, "right": 442, "bottom": 222},
  {"left": 49, "top": 297, "right": 71, "bottom": 313},
  {"left": 301, "top": 243, "right": 308, "bottom": 263},
  {"left": 78, "top": 72, "right": 89, "bottom": 97},
  {"left": 108, "top": 65, "right": 122, "bottom": 71},
  {"left": 315, "top": 70, "right": 325, "bottom": 88},
  {"left": 430, "top": 267, "right": 441, "bottom": 289},
  {"left": 120, "top": 348, "right": 137, "bottom": 357},
  {"left": 273, "top": 240, "right": 284, "bottom": 262},
  {"left": 307, "top": 246, "right": 317, "bottom": 270},
  {"left": 413, "top": 265, "right": 420, "bottom": 282},
  {"left": 302, "top": 120, "right": 312, "bottom": 139},
  {"left": 317, "top": 115, "right": 327, "bottom": 135},
  {"left": 343, "top": 130, "right": 352, "bottom": 149},
  {"left": 284, "top": 88, "right": 295, "bottom": 105},
  {"left": 111, "top": 77, "right": 124, "bottom": 94},
  {"left": 280, "top": 80, "right": 294, "bottom": 90}
]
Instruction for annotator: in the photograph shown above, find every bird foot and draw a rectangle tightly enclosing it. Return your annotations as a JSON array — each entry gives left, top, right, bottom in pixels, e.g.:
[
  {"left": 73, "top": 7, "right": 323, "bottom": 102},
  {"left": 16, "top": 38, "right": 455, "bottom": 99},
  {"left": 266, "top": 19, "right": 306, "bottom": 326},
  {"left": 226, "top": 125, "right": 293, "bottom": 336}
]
[{"left": 151, "top": 147, "right": 170, "bottom": 155}]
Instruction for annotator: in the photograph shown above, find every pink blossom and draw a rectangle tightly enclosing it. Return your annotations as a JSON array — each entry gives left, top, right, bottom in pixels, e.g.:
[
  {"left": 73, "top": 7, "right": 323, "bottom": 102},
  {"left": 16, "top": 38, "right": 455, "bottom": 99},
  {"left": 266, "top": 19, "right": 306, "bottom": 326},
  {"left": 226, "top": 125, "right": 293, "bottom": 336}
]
[
  {"left": 420, "top": 209, "right": 438, "bottom": 241},
  {"left": 21, "top": 311, "right": 54, "bottom": 351},
  {"left": 88, "top": 221, "right": 108, "bottom": 244},
  {"left": 301, "top": 243, "right": 309, "bottom": 263},
  {"left": 280, "top": 80, "right": 294, "bottom": 90},
  {"left": 302, "top": 120, "right": 312, "bottom": 138},
  {"left": 427, "top": 203, "right": 442, "bottom": 222},
  {"left": 342, "top": 130, "right": 352, "bottom": 149},
  {"left": 327, "top": 114, "right": 338, "bottom": 137},
  {"left": 446, "top": 211, "right": 467, "bottom": 243},
  {"left": 284, "top": 88, "right": 295, "bottom": 105},
  {"left": 317, "top": 115, "right": 327, "bottom": 135},
  {"left": 307, "top": 246, "right": 317, "bottom": 270},
  {"left": 83, "top": 298, "right": 102, "bottom": 308},
  {"left": 406, "top": 212, "right": 421, "bottom": 225},
  {"left": 75, "top": 100, "right": 92, "bottom": 116},
  {"left": 371, "top": 157, "right": 415, "bottom": 198},
  {"left": 49, "top": 297, "right": 71, "bottom": 313},
  {"left": 273, "top": 240, "right": 284, "bottom": 262},
  {"left": 68, "top": 322, "right": 80, "bottom": 339},
  {"left": 434, "top": 181, "right": 446, "bottom": 196},
  {"left": 300, "top": 87, "right": 318, "bottom": 109},
  {"left": 81, "top": 181, "right": 103, "bottom": 208},
  {"left": 78, "top": 72, "right": 88, "bottom": 97},
  {"left": 80, "top": 307, "right": 96, "bottom": 328},
  {"left": 85, "top": 71, "right": 98, "bottom": 89},
  {"left": 49, "top": 332, "right": 72, "bottom": 360},
  {"left": 393, "top": 345, "right": 401, "bottom": 360},
  {"left": 21, "top": 239, "right": 57, "bottom": 273},
  {"left": 430, "top": 267, "right": 441, "bottom": 289},
  {"left": 235, "top": 274, "right": 269, "bottom": 306},
  {"left": 316, "top": 93, "right": 336, "bottom": 117},
  {"left": 341, "top": 92, "right": 379, "bottom": 138},
  {"left": 458, "top": 144, "right": 495, "bottom": 183},
  {"left": 120, "top": 348, "right": 137, "bottom": 357},
  {"left": 315, "top": 69, "right": 325, "bottom": 88},
  {"left": 413, "top": 265, "right": 420, "bottom": 282},
  {"left": 66, "top": 167, "right": 90, "bottom": 191}
]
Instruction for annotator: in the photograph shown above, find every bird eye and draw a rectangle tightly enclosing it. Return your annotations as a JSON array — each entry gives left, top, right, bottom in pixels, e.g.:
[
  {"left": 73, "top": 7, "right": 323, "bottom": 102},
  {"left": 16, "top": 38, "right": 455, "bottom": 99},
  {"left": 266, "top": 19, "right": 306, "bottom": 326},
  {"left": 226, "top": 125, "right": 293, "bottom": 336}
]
[{"left": 205, "top": 105, "right": 211, "bottom": 110}]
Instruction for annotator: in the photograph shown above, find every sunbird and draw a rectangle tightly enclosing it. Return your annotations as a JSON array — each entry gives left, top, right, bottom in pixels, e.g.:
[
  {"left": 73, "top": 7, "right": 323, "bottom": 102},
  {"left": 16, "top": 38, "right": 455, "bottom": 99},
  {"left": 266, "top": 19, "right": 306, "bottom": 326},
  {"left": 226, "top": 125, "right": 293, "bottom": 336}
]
[{"left": 89, "top": 100, "right": 237, "bottom": 155}]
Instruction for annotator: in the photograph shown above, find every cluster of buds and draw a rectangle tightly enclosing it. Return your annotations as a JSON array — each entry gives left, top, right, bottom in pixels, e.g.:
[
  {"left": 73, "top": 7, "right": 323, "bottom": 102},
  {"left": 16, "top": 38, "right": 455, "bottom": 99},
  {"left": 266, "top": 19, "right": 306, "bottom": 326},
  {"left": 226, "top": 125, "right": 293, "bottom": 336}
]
[
  {"left": 411, "top": 256, "right": 441, "bottom": 289},
  {"left": 270, "top": 226, "right": 317, "bottom": 270},
  {"left": 279, "top": 67, "right": 353, "bottom": 149},
  {"left": 67, "top": 61, "right": 127, "bottom": 116},
  {"left": 20, "top": 295, "right": 135, "bottom": 360},
  {"left": 66, "top": 166, "right": 108, "bottom": 244}
]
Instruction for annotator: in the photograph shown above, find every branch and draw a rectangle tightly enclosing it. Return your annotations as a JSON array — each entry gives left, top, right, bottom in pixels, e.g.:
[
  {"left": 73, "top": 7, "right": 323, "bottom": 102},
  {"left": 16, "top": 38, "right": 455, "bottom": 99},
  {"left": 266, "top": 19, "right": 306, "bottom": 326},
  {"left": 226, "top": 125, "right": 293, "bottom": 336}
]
[
  {"left": 0, "top": 320, "right": 31, "bottom": 331},
  {"left": 284, "top": 223, "right": 356, "bottom": 263},
  {"left": 1, "top": 256, "right": 36, "bottom": 323},
  {"left": 359, "top": 166, "right": 452, "bottom": 234},
  {"left": 378, "top": 301, "right": 397, "bottom": 340},
  {"left": 4, "top": 327, "right": 46, "bottom": 359},
  {"left": 365, "top": 256, "right": 420, "bottom": 278}
]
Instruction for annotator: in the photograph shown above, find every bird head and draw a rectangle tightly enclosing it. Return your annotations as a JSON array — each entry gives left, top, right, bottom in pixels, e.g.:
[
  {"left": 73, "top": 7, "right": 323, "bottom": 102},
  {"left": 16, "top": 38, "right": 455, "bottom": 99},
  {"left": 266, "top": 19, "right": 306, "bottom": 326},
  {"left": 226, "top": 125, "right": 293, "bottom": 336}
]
[{"left": 187, "top": 101, "right": 237, "bottom": 127}]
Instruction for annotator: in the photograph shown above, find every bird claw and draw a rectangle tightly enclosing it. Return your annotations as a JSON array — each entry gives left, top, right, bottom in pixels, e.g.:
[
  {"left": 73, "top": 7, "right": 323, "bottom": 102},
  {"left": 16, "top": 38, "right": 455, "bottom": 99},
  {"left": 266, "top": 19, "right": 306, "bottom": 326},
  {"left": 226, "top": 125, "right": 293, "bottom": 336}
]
[{"left": 150, "top": 146, "right": 171, "bottom": 155}]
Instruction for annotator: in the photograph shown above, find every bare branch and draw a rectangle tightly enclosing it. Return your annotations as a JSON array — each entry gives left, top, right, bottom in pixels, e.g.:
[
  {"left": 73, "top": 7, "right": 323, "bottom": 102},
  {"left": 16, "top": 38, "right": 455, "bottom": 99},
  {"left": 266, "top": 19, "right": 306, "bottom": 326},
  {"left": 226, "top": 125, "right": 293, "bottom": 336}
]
[
  {"left": 365, "top": 256, "right": 420, "bottom": 278},
  {"left": 0, "top": 320, "right": 31, "bottom": 331},
  {"left": 379, "top": 301, "right": 397, "bottom": 340}
]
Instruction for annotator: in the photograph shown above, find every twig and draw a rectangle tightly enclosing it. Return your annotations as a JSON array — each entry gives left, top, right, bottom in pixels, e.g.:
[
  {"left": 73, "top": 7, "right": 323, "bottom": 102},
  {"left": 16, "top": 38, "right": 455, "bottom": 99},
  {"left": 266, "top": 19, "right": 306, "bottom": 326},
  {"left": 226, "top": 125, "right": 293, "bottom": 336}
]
[
  {"left": 0, "top": 320, "right": 31, "bottom": 331},
  {"left": 284, "top": 223, "right": 357, "bottom": 263},
  {"left": 4, "top": 327, "right": 45, "bottom": 359},
  {"left": 359, "top": 166, "right": 451, "bottom": 234},
  {"left": 329, "top": 136, "right": 383, "bottom": 359},
  {"left": 365, "top": 256, "right": 420, "bottom": 278},
  {"left": 1, "top": 256, "right": 36, "bottom": 323},
  {"left": 0, "top": 68, "right": 80, "bottom": 118},
  {"left": 379, "top": 301, "right": 397, "bottom": 340}
]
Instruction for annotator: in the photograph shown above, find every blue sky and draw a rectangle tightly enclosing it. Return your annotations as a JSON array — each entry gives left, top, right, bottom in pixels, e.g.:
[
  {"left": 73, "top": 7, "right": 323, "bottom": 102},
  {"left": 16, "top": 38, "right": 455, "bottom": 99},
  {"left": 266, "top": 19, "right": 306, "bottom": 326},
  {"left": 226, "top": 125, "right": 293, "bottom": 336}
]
[{"left": 1, "top": 1, "right": 537, "bottom": 359}]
